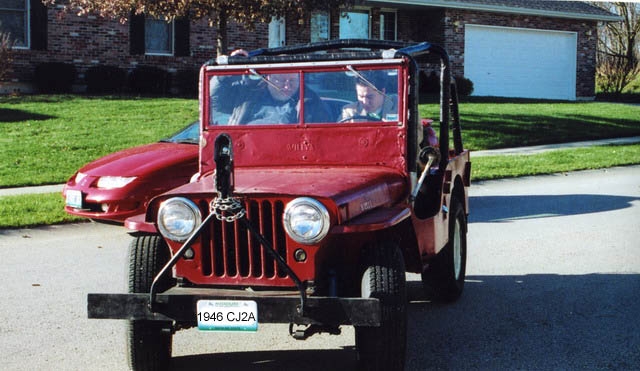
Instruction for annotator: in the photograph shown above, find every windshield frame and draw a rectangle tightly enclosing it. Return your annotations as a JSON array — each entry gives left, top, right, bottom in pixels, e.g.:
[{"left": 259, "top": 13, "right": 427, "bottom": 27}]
[{"left": 203, "top": 59, "right": 406, "bottom": 128}]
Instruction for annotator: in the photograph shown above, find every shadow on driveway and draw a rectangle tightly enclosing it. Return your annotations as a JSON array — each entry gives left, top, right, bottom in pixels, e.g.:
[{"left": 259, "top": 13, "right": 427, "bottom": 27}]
[
  {"left": 470, "top": 194, "right": 639, "bottom": 223},
  {"left": 406, "top": 274, "right": 640, "bottom": 370},
  {"left": 168, "top": 274, "right": 639, "bottom": 370}
]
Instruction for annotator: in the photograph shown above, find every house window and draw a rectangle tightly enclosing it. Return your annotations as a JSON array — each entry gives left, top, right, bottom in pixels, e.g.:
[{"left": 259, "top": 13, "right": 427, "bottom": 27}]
[
  {"left": 0, "top": 0, "right": 28, "bottom": 47},
  {"left": 130, "top": 15, "right": 189, "bottom": 56},
  {"left": 339, "top": 9, "right": 370, "bottom": 39},
  {"left": 311, "top": 11, "right": 329, "bottom": 42},
  {"left": 380, "top": 10, "right": 397, "bottom": 40},
  {"left": 269, "top": 17, "right": 285, "bottom": 48},
  {"left": 145, "top": 18, "right": 174, "bottom": 55}
]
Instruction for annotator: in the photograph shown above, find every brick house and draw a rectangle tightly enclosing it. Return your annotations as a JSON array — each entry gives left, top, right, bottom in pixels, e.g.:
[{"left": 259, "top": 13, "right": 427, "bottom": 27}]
[{"left": 1, "top": 0, "right": 618, "bottom": 99}]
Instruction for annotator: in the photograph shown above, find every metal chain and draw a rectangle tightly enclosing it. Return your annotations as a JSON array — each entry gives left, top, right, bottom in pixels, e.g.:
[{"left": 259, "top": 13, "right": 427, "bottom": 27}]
[{"left": 210, "top": 196, "right": 246, "bottom": 222}]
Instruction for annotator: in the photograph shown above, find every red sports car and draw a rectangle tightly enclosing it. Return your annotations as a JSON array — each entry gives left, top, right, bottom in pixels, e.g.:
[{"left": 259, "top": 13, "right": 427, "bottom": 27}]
[{"left": 62, "top": 122, "right": 199, "bottom": 223}]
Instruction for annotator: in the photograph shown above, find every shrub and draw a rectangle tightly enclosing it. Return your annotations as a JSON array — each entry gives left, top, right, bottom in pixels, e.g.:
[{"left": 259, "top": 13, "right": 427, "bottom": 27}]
[
  {"left": 128, "top": 66, "right": 169, "bottom": 95},
  {"left": 34, "top": 62, "right": 76, "bottom": 93},
  {"left": 455, "top": 76, "right": 474, "bottom": 97},
  {"left": 595, "top": 92, "right": 640, "bottom": 103},
  {"left": 85, "top": 65, "right": 126, "bottom": 94},
  {"left": 172, "top": 69, "right": 199, "bottom": 97},
  {"left": 420, "top": 72, "right": 474, "bottom": 97}
]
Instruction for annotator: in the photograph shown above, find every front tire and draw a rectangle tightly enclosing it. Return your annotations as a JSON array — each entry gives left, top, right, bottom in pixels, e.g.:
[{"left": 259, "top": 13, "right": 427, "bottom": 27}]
[
  {"left": 127, "top": 235, "right": 174, "bottom": 371},
  {"left": 422, "top": 196, "right": 467, "bottom": 302},
  {"left": 355, "top": 240, "right": 407, "bottom": 371}
]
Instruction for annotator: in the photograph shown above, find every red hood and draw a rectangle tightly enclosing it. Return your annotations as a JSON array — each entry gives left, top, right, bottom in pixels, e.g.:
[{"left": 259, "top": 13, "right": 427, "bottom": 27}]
[
  {"left": 234, "top": 167, "right": 405, "bottom": 200},
  {"left": 170, "top": 166, "right": 408, "bottom": 223},
  {"left": 78, "top": 142, "right": 198, "bottom": 177}
]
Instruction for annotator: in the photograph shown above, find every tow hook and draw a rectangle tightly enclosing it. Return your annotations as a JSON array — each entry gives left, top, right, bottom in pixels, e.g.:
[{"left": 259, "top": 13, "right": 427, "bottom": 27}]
[{"left": 289, "top": 323, "right": 341, "bottom": 340}]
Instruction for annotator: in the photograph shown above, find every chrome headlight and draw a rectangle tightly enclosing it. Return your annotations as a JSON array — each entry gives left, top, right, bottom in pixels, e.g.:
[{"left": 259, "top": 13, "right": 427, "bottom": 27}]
[
  {"left": 157, "top": 197, "right": 202, "bottom": 242},
  {"left": 283, "top": 197, "right": 330, "bottom": 245},
  {"left": 96, "top": 176, "right": 136, "bottom": 189}
]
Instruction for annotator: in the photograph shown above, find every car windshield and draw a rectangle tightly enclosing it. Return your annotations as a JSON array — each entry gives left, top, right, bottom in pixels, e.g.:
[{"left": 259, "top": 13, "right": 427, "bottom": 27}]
[
  {"left": 162, "top": 121, "right": 200, "bottom": 144},
  {"left": 208, "top": 67, "right": 399, "bottom": 126}
]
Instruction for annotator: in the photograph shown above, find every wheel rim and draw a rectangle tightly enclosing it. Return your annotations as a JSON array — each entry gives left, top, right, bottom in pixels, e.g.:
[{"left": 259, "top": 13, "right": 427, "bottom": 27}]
[
  {"left": 361, "top": 267, "right": 373, "bottom": 298},
  {"left": 453, "top": 219, "right": 462, "bottom": 280}
]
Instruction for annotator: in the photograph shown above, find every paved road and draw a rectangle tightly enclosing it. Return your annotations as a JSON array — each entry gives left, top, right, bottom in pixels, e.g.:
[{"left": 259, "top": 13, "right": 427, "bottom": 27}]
[{"left": 1, "top": 166, "right": 639, "bottom": 370}]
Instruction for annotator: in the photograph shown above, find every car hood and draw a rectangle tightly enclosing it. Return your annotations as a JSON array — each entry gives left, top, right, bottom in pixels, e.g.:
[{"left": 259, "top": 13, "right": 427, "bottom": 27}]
[
  {"left": 170, "top": 166, "right": 408, "bottom": 223},
  {"left": 77, "top": 142, "right": 197, "bottom": 177}
]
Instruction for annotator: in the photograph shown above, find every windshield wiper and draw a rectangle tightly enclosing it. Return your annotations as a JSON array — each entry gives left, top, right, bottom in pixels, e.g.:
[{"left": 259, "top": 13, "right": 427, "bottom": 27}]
[
  {"left": 249, "top": 69, "right": 285, "bottom": 94},
  {"left": 346, "top": 65, "right": 388, "bottom": 98},
  {"left": 174, "top": 139, "right": 198, "bottom": 144}
]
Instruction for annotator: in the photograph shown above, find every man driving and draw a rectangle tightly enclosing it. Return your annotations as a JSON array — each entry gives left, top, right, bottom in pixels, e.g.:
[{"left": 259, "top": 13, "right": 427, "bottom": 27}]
[{"left": 339, "top": 70, "right": 398, "bottom": 122}]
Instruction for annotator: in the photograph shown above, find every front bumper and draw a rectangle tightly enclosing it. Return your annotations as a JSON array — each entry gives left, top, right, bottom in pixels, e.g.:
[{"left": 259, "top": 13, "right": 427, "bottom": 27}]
[
  {"left": 88, "top": 287, "right": 381, "bottom": 327},
  {"left": 63, "top": 185, "right": 143, "bottom": 223}
]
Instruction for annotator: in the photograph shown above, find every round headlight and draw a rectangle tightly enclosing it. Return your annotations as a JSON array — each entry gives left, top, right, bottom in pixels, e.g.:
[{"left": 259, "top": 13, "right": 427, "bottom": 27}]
[
  {"left": 157, "top": 197, "right": 202, "bottom": 242},
  {"left": 283, "top": 197, "right": 330, "bottom": 245}
]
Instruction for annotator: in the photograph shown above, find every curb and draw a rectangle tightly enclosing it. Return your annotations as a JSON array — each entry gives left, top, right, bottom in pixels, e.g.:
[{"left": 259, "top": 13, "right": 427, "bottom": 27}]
[{"left": 0, "top": 184, "right": 64, "bottom": 197}]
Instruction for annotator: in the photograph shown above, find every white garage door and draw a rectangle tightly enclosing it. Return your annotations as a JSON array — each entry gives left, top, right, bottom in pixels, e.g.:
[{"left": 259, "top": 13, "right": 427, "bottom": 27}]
[{"left": 464, "top": 24, "right": 577, "bottom": 100}]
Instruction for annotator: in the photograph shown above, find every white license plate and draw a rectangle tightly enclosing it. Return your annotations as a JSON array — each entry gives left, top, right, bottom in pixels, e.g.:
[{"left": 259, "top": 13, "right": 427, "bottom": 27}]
[
  {"left": 197, "top": 300, "right": 258, "bottom": 332},
  {"left": 65, "top": 190, "right": 83, "bottom": 209}
]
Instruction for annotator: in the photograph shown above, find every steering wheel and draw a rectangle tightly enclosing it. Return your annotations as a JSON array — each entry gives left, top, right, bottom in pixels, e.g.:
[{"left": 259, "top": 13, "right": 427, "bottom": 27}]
[{"left": 337, "top": 115, "right": 382, "bottom": 123}]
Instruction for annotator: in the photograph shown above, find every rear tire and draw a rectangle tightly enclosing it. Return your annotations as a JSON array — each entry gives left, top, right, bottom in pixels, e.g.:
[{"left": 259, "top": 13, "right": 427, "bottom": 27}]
[
  {"left": 355, "top": 240, "right": 407, "bottom": 371},
  {"left": 422, "top": 196, "right": 467, "bottom": 302},
  {"left": 127, "top": 235, "right": 174, "bottom": 371}
]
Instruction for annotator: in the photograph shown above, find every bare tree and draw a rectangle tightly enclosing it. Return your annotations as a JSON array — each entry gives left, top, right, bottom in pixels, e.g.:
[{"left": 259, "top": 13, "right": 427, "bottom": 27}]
[
  {"left": 0, "top": 29, "right": 14, "bottom": 83},
  {"left": 44, "top": 0, "right": 353, "bottom": 56},
  {"left": 593, "top": 2, "right": 640, "bottom": 94}
]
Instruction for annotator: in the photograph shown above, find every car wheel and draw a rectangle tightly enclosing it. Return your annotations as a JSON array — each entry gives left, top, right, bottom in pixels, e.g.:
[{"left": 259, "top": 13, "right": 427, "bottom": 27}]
[
  {"left": 355, "top": 240, "right": 407, "bottom": 371},
  {"left": 127, "top": 235, "right": 174, "bottom": 371},
  {"left": 422, "top": 196, "right": 467, "bottom": 302}
]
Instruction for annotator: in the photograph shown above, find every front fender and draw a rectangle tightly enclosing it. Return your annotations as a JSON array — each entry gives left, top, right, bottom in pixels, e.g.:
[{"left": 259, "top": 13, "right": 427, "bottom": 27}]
[
  {"left": 330, "top": 205, "right": 410, "bottom": 234},
  {"left": 124, "top": 213, "right": 158, "bottom": 233}
]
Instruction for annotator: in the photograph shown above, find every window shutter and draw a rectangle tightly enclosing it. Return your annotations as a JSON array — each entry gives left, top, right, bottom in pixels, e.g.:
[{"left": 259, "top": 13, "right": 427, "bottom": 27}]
[
  {"left": 30, "top": 0, "right": 47, "bottom": 50},
  {"left": 174, "top": 18, "right": 190, "bottom": 56},
  {"left": 129, "top": 13, "right": 145, "bottom": 55}
]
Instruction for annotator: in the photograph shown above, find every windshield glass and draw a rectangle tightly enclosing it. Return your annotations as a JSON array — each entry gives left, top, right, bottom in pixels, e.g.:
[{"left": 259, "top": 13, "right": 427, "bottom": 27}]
[
  {"left": 162, "top": 121, "right": 199, "bottom": 144},
  {"left": 208, "top": 67, "right": 399, "bottom": 126}
]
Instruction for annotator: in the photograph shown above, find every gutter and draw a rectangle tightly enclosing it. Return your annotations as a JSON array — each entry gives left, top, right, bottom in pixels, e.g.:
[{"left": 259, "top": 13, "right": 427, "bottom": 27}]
[{"left": 366, "top": 0, "right": 623, "bottom": 22}]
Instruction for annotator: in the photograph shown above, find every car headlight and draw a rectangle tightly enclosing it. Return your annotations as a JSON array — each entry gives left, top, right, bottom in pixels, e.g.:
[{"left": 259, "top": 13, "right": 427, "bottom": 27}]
[
  {"left": 75, "top": 172, "right": 88, "bottom": 184},
  {"left": 157, "top": 197, "right": 202, "bottom": 242},
  {"left": 283, "top": 197, "right": 330, "bottom": 245},
  {"left": 96, "top": 176, "right": 136, "bottom": 189}
]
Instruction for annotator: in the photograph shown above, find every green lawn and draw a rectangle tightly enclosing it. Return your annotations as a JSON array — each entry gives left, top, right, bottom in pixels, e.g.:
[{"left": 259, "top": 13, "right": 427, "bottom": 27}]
[
  {"left": 473, "top": 144, "right": 640, "bottom": 180},
  {"left": 0, "top": 95, "right": 198, "bottom": 187},
  {"left": 1, "top": 95, "right": 640, "bottom": 228},
  {"left": 420, "top": 98, "right": 640, "bottom": 150},
  {"left": 0, "top": 192, "right": 82, "bottom": 228}
]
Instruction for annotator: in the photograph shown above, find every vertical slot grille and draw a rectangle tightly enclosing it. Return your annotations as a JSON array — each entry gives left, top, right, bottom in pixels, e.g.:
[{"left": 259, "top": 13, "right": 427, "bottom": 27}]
[{"left": 202, "top": 199, "right": 287, "bottom": 280}]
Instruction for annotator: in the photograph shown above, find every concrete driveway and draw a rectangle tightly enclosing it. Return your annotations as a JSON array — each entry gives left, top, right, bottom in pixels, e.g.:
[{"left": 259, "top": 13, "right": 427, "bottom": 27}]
[{"left": 1, "top": 165, "right": 639, "bottom": 370}]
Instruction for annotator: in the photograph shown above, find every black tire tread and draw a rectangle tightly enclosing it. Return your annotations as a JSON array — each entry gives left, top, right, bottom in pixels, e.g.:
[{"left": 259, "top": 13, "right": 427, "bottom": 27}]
[
  {"left": 422, "top": 196, "right": 467, "bottom": 302},
  {"left": 127, "top": 235, "right": 173, "bottom": 371},
  {"left": 356, "top": 240, "right": 407, "bottom": 371}
]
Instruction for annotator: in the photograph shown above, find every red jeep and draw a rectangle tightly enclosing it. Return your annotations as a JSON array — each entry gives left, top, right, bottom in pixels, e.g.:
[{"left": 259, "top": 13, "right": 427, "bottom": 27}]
[{"left": 89, "top": 40, "right": 471, "bottom": 371}]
